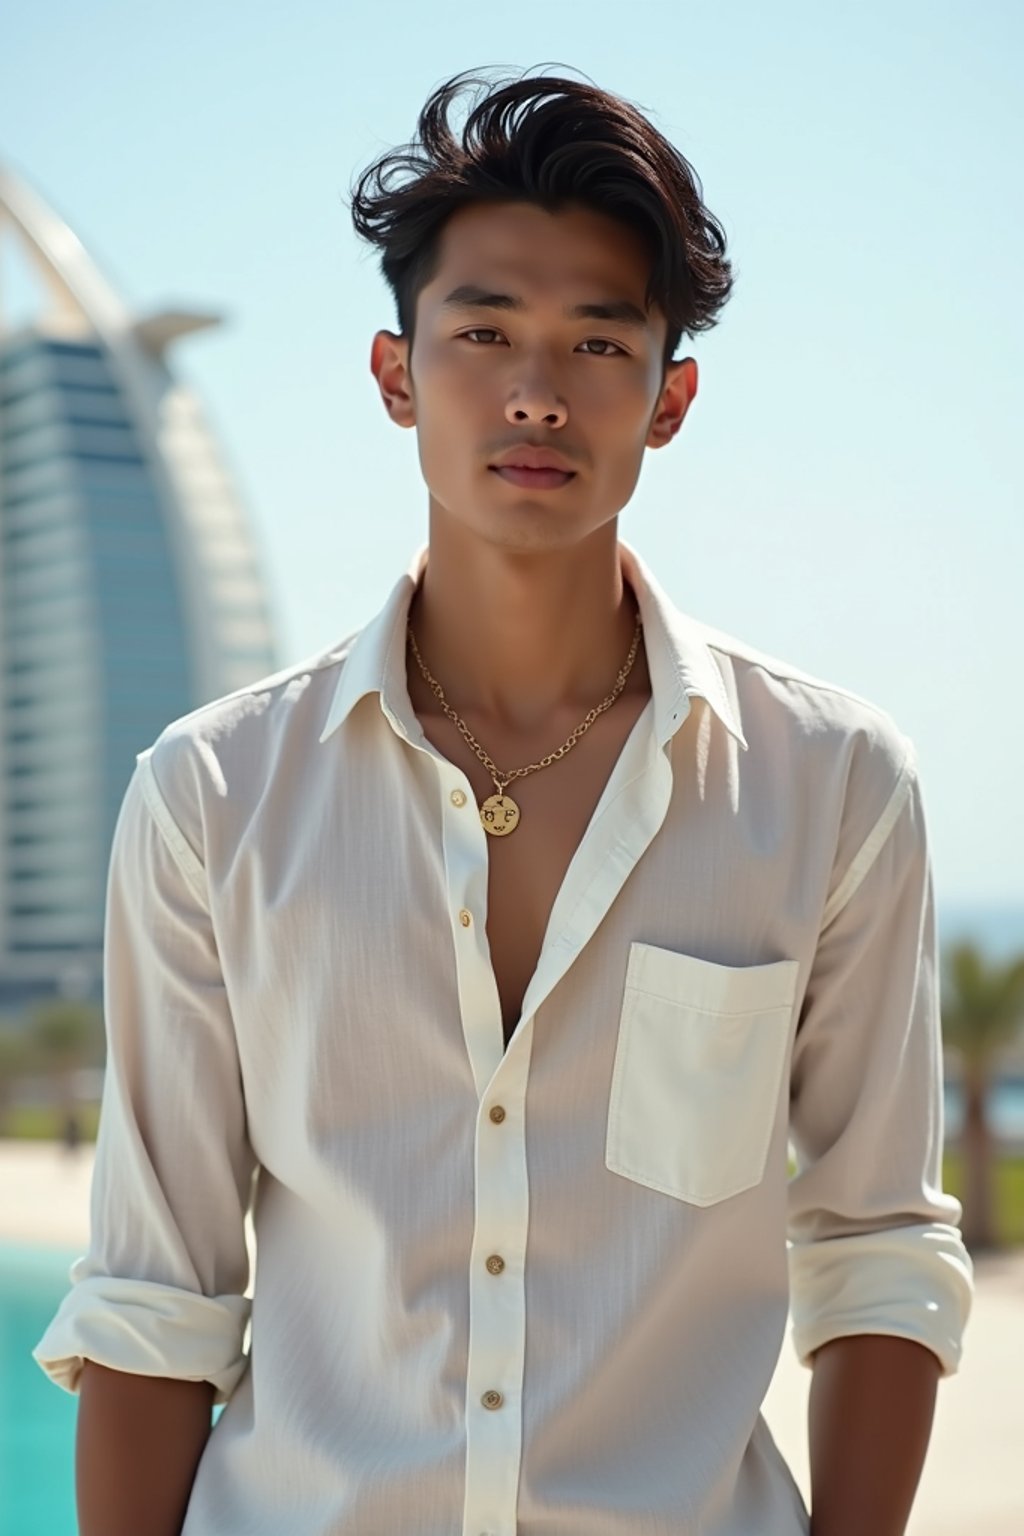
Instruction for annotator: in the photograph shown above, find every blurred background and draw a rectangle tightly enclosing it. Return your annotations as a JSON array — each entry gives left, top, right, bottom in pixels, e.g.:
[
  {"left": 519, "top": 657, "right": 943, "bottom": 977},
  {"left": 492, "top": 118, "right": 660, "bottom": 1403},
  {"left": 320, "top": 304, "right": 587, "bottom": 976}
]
[{"left": 0, "top": 3, "right": 1021, "bottom": 1533}]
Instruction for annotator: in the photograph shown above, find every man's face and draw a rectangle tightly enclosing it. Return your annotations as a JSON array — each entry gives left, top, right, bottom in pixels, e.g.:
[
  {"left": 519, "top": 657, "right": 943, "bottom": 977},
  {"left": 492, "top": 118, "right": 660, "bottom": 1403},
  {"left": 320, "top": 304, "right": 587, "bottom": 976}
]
[{"left": 370, "top": 199, "right": 696, "bottom": 553}]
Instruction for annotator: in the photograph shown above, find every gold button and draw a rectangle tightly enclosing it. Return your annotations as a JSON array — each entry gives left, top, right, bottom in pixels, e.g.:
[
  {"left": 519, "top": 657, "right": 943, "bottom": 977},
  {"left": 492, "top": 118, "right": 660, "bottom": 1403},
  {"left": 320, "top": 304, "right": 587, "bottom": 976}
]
[
  {"left": 481, "top": 1389, "right": 503, "bottom": 1410},
  {"left": 489, "top": 1105, "right": 506, "bottom": 1124},
  {"left": 450, "top": 789, "right": 467, "bottom": 807},
  {"left": 485, "top": 1254, "right": 505, "bottom": 1275},
  {"left": 459, "top": 909, "right": 472, "bottom": 927}
]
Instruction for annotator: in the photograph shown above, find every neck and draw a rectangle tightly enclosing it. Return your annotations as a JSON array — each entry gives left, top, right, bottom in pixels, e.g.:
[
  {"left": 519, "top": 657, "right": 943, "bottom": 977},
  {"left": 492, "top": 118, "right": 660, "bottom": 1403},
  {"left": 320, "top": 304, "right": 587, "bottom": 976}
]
[{"left": 406, "top": 508, "right": 646, "bottom": 735}]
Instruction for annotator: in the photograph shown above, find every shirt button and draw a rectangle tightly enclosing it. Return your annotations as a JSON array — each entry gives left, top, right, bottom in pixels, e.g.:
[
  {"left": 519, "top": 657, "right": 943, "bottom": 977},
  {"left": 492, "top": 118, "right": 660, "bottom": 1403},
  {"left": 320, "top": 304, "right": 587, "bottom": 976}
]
[
  {"left": 459, "top": 909, "right": 472, "bottom": 927},
  {"left": 485, "top": 1254, "right": 505, "bottom": 1274},
  {"left": 489, "top": 1105, "right": 506, "bottom": 1124},
  {"left": 481, "top": 1389, "right": 503, "bottom": 1410},
  {"left": 450, "top": 789, "right": 467, "bottom": 807}
]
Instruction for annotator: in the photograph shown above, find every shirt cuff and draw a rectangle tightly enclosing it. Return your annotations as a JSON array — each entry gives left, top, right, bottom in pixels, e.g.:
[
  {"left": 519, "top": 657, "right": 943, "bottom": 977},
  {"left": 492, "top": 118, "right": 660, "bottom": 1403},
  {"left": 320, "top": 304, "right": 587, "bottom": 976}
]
[
  {"left": 788, "top": 1222, "right": 974, "bottom": 1377},
  {"left": 32, "top": 1272, "right": 252, "bottom": 1405}
]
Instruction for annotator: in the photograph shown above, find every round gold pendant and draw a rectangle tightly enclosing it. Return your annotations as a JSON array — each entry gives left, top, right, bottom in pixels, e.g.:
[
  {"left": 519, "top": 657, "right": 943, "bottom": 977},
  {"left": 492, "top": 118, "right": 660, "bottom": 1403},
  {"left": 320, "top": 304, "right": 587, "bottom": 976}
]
[{"left": 480, "top": 793, "right": 521, "bottom": 837}]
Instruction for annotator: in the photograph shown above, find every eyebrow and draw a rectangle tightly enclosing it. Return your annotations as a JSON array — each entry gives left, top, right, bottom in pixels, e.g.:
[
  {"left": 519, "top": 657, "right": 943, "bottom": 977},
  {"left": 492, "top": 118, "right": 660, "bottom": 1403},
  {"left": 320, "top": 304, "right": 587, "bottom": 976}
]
[{"left": 440, "top": 283, "right": 650, "bottom": 330}]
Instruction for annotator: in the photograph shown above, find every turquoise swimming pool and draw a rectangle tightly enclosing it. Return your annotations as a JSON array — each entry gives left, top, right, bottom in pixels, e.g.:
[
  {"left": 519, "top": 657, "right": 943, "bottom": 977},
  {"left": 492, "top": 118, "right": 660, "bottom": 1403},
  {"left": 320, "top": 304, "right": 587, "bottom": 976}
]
[
  {"left": 0, "top": 1242, "right": 80, "bottom": 1536},
  {"left": 0, "top": 1241, "right": 231, "bottom": 1534}
]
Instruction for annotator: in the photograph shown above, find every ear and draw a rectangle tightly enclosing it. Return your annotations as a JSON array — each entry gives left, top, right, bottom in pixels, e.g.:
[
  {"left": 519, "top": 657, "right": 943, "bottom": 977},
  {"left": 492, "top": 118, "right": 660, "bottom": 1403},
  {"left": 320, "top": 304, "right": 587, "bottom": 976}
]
[
  {"left": 370, "top": 330, "right": 416, "bottom": 428},
  {"left": 646, "top": 357, "right": 698, "bottom": 448}
]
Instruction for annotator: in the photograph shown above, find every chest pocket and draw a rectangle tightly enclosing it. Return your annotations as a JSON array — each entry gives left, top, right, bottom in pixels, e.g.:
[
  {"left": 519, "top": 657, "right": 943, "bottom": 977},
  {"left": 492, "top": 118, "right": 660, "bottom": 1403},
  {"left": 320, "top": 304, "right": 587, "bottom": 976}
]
[{"left": 605, "top": 943, "right": 800, "bottom": 1207}]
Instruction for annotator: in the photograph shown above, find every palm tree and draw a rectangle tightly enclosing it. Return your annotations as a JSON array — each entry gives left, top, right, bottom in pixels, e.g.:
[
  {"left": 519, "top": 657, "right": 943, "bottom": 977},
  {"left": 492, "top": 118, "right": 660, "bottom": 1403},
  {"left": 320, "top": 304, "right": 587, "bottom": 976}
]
[
  {"left": 0, "top": 1023, "right": 34, "bottom": 1136},
  {"left": 941, "top": 942, "right": 1024, "bottom": 1251},
  {"left": 28, "top": 999, "right": 106, "bottom": 1144}
]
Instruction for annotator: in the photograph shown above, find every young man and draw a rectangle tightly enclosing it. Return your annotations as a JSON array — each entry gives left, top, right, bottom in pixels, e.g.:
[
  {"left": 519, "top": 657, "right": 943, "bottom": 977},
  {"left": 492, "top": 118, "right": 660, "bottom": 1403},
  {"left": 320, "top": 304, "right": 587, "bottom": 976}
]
[{"left": 35, "top": 67, "right": 973, "bottom": 1536}]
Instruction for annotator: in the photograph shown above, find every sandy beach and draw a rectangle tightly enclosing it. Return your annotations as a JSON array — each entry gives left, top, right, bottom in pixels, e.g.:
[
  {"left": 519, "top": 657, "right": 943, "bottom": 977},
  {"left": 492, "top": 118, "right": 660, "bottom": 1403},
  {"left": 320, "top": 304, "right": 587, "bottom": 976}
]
[{"left": 3, "top": 1138, "right": 1021, "bottom": 1534}]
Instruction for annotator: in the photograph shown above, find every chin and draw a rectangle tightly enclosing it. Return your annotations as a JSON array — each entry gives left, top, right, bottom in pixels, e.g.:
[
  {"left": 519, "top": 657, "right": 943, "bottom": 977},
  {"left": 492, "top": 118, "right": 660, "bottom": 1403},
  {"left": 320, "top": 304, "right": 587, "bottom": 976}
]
[
  {"left": 483, "top": 508, "right": 600, "bottom": 556},
  {"left": 429, "top": 485, "right": 605, "bottom": 554}
]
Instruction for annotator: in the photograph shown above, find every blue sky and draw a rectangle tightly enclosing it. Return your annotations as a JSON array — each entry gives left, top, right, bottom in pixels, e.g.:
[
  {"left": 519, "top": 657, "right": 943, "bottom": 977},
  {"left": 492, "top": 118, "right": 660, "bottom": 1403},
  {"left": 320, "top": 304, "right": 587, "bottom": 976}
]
[{"left": 2, "top": 1, "right": 1022, "bottom": 912}]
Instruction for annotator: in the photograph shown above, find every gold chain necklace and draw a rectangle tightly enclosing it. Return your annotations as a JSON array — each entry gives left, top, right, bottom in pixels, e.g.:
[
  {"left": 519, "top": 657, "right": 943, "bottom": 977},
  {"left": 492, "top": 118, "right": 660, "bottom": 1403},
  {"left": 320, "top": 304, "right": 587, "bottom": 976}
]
[{"left": 406, "top": 604, "right": 643, "bottom": 837}]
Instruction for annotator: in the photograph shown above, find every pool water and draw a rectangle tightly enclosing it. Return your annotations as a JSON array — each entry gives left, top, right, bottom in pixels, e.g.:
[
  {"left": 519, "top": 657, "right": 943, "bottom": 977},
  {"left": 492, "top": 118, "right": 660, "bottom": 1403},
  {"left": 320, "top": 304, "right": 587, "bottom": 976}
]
[
  {"left": 0, "top": 1242, "right": 81, "bottom": 1536},
  {"left": 0, "top": 1241, "right": 228, "bottom": 1534}
]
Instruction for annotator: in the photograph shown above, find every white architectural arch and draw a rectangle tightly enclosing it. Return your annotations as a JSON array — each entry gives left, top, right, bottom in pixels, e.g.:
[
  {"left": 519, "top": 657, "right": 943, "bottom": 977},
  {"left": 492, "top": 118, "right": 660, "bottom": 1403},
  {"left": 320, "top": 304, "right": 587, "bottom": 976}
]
[{"left": 0, "top": 161, "right": 278, "bottom": 999}]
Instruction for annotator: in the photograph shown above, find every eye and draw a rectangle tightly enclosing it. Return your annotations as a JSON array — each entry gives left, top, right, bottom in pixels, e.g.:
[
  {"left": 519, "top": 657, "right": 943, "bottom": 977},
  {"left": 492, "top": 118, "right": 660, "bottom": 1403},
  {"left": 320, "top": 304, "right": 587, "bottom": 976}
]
[
  {"left": 460, "top": 328, "right": 506, "bottom": 346},
  {"left": 577, "top": 338, "right": 627, "bottom": 356},
  {"left": 458, "top": 329, "right": 626, "bottom": 356}
]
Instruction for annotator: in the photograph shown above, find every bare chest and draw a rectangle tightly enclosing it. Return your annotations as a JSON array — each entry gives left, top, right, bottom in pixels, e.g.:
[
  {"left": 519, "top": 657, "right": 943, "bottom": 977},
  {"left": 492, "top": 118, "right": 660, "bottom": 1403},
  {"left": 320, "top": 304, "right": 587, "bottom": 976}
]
[{"left": 415, "top": 690, "right": 651, "bottom": 1047}]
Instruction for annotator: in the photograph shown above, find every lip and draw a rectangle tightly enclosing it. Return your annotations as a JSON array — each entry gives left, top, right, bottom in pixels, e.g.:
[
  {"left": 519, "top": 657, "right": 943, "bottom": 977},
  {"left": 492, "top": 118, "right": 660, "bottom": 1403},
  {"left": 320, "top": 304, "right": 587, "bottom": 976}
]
[
  {"left": 490, "top": 465, "right": 576, "bottom": 490},
  {"left": 490, "top": 445, "right": 576, "bottom": 473}
]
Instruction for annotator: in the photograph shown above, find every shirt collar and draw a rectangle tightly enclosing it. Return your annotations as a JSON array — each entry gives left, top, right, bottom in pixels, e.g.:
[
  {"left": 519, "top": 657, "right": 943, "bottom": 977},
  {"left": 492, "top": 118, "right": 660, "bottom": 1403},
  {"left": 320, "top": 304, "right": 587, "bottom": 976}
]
[{"left": 318, "top": 541, "right": 747, "bottom": 752}]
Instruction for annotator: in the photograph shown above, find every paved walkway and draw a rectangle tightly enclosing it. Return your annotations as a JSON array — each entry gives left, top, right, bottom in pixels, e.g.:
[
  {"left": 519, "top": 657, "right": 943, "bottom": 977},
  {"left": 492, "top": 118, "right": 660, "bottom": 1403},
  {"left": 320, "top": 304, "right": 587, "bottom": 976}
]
[
  {"left": 762, "top": 1247, "right": 1024, "bottom": 1534},
  {"left": 3, "top": 1139, "right": 1021, "bottom": 1533}
]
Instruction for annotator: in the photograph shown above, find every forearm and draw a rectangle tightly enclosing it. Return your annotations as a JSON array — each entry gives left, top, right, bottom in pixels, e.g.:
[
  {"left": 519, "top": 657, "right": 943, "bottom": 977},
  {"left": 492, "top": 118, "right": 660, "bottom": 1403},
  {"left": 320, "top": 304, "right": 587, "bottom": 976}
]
[
  {"left": 807, "top": 1333, "right": 940, "bottom": 1536},
  {"left": 76, "top": 1360, "right": 215, "bottom": 1536}
]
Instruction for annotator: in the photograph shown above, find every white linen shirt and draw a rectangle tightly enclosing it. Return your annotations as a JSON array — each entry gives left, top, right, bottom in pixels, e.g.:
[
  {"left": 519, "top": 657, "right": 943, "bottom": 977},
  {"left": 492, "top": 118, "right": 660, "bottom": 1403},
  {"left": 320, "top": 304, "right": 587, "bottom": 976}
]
[{"left": 34, "top": 540, "right": 973, "bottom": 1536}]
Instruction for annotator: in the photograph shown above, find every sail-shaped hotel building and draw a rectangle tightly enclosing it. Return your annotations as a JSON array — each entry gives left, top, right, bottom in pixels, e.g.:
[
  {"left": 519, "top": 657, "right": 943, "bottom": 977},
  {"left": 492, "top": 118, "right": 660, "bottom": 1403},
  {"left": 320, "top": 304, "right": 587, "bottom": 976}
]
[{"left": 0, "top": 163, "right": 278, "bottom": 1008}]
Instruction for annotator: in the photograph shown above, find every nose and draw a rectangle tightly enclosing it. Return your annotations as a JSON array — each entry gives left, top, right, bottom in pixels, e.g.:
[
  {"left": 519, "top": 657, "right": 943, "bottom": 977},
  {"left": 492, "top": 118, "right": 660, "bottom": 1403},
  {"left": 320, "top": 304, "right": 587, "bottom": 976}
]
[{"left": 504, "top": 377, "right": 568, "bottom": 429}]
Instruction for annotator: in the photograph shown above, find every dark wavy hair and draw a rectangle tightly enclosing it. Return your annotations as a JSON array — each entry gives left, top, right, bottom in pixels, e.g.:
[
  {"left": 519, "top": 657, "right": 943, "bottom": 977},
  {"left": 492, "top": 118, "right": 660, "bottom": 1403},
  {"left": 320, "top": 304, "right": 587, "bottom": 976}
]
[{"left": 346, "top": 65, "right": 735, "bottom": 375}]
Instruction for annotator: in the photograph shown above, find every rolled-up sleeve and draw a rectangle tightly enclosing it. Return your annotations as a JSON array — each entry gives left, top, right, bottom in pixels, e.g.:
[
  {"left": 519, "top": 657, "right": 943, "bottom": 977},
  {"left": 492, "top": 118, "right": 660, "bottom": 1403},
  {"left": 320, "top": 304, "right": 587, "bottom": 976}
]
[
  {"left": 787, "top": 738, "right": 973, "bottom": 1377},
  {"left": 32, "top": 746, "right": 257, "bottom": 1404}
]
